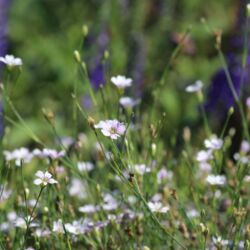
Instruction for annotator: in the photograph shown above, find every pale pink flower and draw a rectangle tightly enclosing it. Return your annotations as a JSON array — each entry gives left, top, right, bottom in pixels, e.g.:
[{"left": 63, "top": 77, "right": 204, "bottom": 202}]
[{"left": 94, "top": 120, "right": 126, "bottom": 139}]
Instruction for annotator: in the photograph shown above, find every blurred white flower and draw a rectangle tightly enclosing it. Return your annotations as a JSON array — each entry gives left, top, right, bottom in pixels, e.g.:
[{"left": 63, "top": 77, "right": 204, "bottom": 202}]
[
  {"left": 34, "top": 228, "right": 51, "bottom": 237},
  {"left": 119, "top": 97, "right": 140, "bottom": 108},
  {"left": 15, "top": 216, "right": 37, "bottom": 229},
  {"left": 52, "top": 219, "right": 64, "bottom": 234},
  {"left": 204, "top": 136, "right": 223, "bottom": 150},
  {"left": 79, "top": 204, "right": 99, "bottom": 213},
  {"left": 212, "top": 236, "right": 229, "bottom": 247},
  {"left": 0, "top": 54, "right": 22, "bottom": 67},
  {"left": 111, "top": 75, "right": 132, "bottom": 88},
  {"left": 240, "top": 140, "right": 250, "bottom": 153},
  {"left": 246, "top": 97, "right": 250, "bottom": 108},
  {"left": 102, "top": 193, "right": 118, "bottom": 211},
  {"left": 0, "top": 186, "right": 12, "bottom": 203},
  {"left": 157, "top": 168, "right": 173, "bottom": 183},
  {"left": 185, "top": 80, "right": 203, "bottom": 93},
  {"left": 77, "top": 161, "right": 94, "bottom": 172},
  {"left": 147, "top": 202, "right": 169, "bottom": 213},
  {"left": 94, "top": 120, "right": 126, "bottom": 140},
  {"left": 206, "top": 175, "right": 226, "bottom": 186},
  {"left": 33, "top": 171, "right": 58, "bottom": 186},
  {"left": 134, "top": 164, "right": 151, "bottom": 175},
  {"left": 4, "top": 147, "right": 33, "bottom": 167},
  {"left": 32, "top": 148, "right": 65, "bottom": 160},
  {"left": 68, "top": 178, "right": 87, "bottom": 199},
  {"left": 186, "top": 209, "right": 199, "bottom": 218},
  {"left": 196, "top": 150, "right": 213, "bottom": 162},
  {"left": 233, "top": 153, "right": 249, "bottom": 164}
]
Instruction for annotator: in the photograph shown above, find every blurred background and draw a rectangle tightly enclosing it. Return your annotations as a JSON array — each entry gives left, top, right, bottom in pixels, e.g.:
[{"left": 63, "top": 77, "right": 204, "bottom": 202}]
[{"left": 0, "top": 0, "right": 248, "bottom": 148}]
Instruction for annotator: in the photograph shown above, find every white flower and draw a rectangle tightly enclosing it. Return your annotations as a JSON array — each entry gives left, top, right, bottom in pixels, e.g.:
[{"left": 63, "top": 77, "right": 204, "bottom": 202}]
[
  {"left": 240, "top": 140, "right": 250, "bottom": 153},
  {"left": 111, "top": 75, "right": 132, "bottom": 89},
  {"left": 134, "top": 164, "right": 151, "bottom": 175},
  {"left": 185, "top": 80, "right": 203, "bottom": 93},
  {"left": 233, "top": 153, "right": 249, "bottom": 164},
  {"left": 119, "top": 97, "right": 140, "bottom": 108},
  {"left": 94, "top": 119, "right": 126, "bottom": 139},
  {"left": 187, "top": 209, "right": 199, "bottom": 218},
  {"left": 77, "top": 161, "right": 94, "bottom": 172},
  {"left": 52, "top": 219, "right": 64, "bottom": 234},
  {"left": 246, "top": 97, "right": 250, "bottom": 108},
  {"left": 0, "top": 54, "right": 22, "bottom": 67},
  {"left": 102, "top": 193, "right": 118, "bottom": 211},
  {"left": 79, "top": 204, "right": 99, "bottom": 213},
  {"left": 204, "top": 136, "right": 223, "bottom": 150},
  {"left": 196, "top": 150, "right": 213, "bottom": 162},
  {"left": 4, "top": 147, "right": 33, "bottom": 167},
  {"left": 68, "top": 178, "right": 87, "bottom": 199},
  {"left": 212, "top": 236, "right": 229, "bottom": 246},
  {"left": 199, "top": 162, "right": 212, "bottom": 173},
  {"left": 147, "top": 202, "right": 169, "bottom": 213},
  {"left": 206, "top": 175, "right": 226, "bottom": 186},
  {"left": 15, "top": 216, "right": 37, "bottom": 229},
  {"left": 157, "top": 168, "right": 173, "bottom": 183},
  {"left": 33, "top": 171, "right": 58, "bottom": 186}
]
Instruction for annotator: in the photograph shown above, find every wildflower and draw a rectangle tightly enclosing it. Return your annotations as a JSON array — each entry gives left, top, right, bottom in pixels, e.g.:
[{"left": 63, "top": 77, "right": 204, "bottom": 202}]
[
  {"left": 52, "top": 219, "right": 64, "bottom": 234},
  {"left": 157, "top": 168, "right": 173, "bottom": 183},
  {"left": 233, "top": 153, "right": 249, "bottom": 164},
  {"left": 0, "top": 186, "right": 12, "bottom": 203},
  {"left": 34, "top": 228, "right": 51, "bottom": 237},
  {"left": 204, "top": 136, "right": 223, "bottom": 150},
  {"left": 33, "top": 171, "right": 58, "bottom": 186},
  {"left": 246, "top": 97, "right": 250, "bottom": 108},
  {"left": 212, "top": 236, "right": 229, "bottom": 247},
  {"left": 240, "top": 140, "right": 250, "bottom": 153},
  {"left": 32, "top": 148, "right": 65, "bottom": 160},
  {"left": 94, "top": 119, "right": 126, "bottom": 139},
  {"left": 187, "top": 209, "right": 199, "bottom": 218},
  {"left": 4, "top": 147, "right": 33, "bottom": 167},
  {"left": 134, "top": 164, "right": 151, "bottom": 175},
  {"left": 14, "top": 216, "right": 37, "bottom": 229},
  {"left": 0, "top": 54, "right": 22, "bottom": 67},
  {"left": 77, "top": 161, "right": 94, "bottom": 172},
  {"left": 147, "top": 202, "right": 169, "bottom": 213},
  {"left": 196, "top": 150, "right": 213, "bottom": 162},
  {"left": 68, "top": 178, "right": 87, "bottom": 199},
  {"left": 119, "top": 97, "right": 140, "bottom": 108},
  {"left": 79, "top": 204, "right": 99, "bottom": 213},
  {"left": 111, "top": 75, "right": 132, "bottom": 89},
  {"left": 206, "top": 175, "right": 226, "bottom": 186},
  {"left": 102, "top": 193, "right": 118, "bottom": 211},
  {"left": 185, "top": 80, "right": 203, "bottom": 93}
]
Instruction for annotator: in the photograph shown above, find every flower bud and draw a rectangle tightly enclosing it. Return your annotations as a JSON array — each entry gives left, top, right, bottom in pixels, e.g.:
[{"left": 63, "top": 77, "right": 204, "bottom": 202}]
[
  {"left": 247, "top": 4, "right": 250, "bottom": 17},
  {"left": 73, "top": 50, "right": 81, "bottom": 63},
  {"left": 82, "top": 25, "right": 88, "bottom": 37}
]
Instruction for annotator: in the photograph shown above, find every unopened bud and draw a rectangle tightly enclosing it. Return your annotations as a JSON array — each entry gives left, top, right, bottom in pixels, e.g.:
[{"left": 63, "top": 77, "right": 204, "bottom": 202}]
[
  {"left": 42, "top": 108, "right": 54, "bottom": 125},
  {"left": 73, "top": 50, "right": 81, "bottom": 63},
  {"left": 87, "top": 116, "right": 95, "bottom": 129},
  {"left": 228, "top": 107, "right": 234, "bottom": 115},
  {"left": 151, "top": 143, "right": 156, "bottom": 156},
  {"left": 199, "top": 223, "right": 209, "bottom": 237},
  {"left": 183, "top": 127, "right": 191, "bottom": 142},
  {"left": 25, "top": 188, "right": 30, "bottom": 198},
  {"left": 104, "top": 50, "right": 109, "bottom": 60},
  {"left": 82, "top": 25, "right": 88, "bottom": 37},
  {"left": 247, "top": 4, "right": 250, "bottom": 17}
]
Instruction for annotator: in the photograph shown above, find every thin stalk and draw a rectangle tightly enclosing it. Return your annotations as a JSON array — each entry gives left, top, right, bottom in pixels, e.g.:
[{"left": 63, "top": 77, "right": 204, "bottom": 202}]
[{"left": 218, "top": 50, "right": 250, "bottom": 142}]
